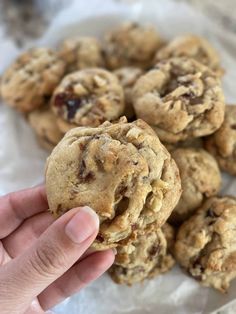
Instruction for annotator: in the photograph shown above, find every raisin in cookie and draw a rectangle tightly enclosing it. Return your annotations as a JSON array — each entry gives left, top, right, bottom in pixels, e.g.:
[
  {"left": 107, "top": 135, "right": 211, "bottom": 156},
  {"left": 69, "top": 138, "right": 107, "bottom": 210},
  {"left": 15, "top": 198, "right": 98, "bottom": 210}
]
[
  {"left": 170, "top": 148, "right": 221, "bottom": 224},
  {"left": 58, "top": 37, "right": 104, "bottom": 72},
  {"left": 205, "top": 105, "right": 236, "bottom": 176},
  {"left": 45, "top": 118, "right": 181, "bottom": 249},
  {"left": 51, "top": 68, "right": 125, "bottom": 128},
  {"left": 132, "top": 57, "right": 225, "bottom": 143},
  {"left": 114, "top": 67, "right": 143, "bottom": 119},
  {"left": 175, "top": 196, "right": 236, "bottom": 292},
  {"left": 155, "top": 35, "right": 222, "bottom": 75},
  {"left": 109, "top": 222, "right": 175, "bottom": 285},
  {"left": 104, "top": 22, "right": 163, "bottom": 70},
  {"left": 28, "top": 106, "right": 63, "bottom": 151},
  {"left": 1, "top": 48, "right": 66, "bottom": 113}
]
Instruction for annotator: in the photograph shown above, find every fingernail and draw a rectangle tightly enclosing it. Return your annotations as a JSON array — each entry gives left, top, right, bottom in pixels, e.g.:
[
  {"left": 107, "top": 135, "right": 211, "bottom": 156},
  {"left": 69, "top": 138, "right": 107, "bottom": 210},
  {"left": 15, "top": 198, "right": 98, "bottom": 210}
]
[
  {"left": 65, "top": 206, "right": 99, "bottom": 244},
  {"left": 112, "top": 248, "right": 117, "bottom": 255}
]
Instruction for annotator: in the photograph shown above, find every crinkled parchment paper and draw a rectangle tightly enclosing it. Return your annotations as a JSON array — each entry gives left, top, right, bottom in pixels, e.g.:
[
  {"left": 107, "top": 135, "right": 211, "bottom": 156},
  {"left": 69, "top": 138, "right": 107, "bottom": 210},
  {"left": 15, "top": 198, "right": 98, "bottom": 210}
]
[{"left": 0, "top": 0, "right": 236, "bottom": 313}]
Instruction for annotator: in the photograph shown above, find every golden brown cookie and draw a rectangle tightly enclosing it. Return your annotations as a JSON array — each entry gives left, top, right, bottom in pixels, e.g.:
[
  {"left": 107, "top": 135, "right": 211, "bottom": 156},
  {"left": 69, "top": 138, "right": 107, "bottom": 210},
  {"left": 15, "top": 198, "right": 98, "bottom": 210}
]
[
  {"left": 1, "top": 48, "right": 66, "bottom": 112},
  {"left": 170, "top": 148, "right": 221, "bottom": 224},
  {"left": 58, "top": 37, "right": 104, "bottom": 72},
  {"left": 205, "top": 105, "right": 236, "bottom": 176},
  {"left": 109, "top": 222, "right": 175, "bottom": 285},
  {"left": 114, "top": 67, "right": 143, "bottom": 119},
  {"left": 132, "top": 57, "right": 225, "bottom": 143},
  {"left": 51, "top": 68, "right": 125, "bottom": 128},
  {"left": 28, "top": 106, "right": 63, "bottom": 151},
  {"left": 155, "top": 35, "right": 223, "bottom": 75},
  {"left": 45, "top": 118, "right": 181, "bottom": 249},
  {"left": 104, "top": 22, "right": 163, "bottom": 70},
  {"left": 175, "top": 196, "right": 236, "bottom": 293}
]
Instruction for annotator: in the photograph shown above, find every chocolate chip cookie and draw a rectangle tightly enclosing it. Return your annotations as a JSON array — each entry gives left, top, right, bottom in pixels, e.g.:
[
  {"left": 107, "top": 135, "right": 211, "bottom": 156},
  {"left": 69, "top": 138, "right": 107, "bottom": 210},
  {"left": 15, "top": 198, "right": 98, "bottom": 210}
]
[
  {"left": 28, "top": 106, "right": 63, "bottom": 151},
  {"left": 45, "top": 118, "right": 181, "bottom": 249},
  {"left": 155, "top": 35, "right": 223, "bottom": 75},
  {"left": 114, "top": 67, "right": 143, "bottom": 119},
  {"left": 175, "top": 196, "right": 236, "bottom": 292},
  {"left": 51, "top": 68, "right": 125, "bottom": 128},
  {"left": 132, "top": 57, "right": 225, "bottom": 143},
  {"left": 1, "top": 48, "right": 66, "bottom": 112},
  {"left": 109, "top": 222, "right": 175, "bottom": 285},
  {"left": 170, "top": 148, "right": 221, "bottom": 224},
  {"left": 58, "top": 36, "right": 104, "bottom": 72},
  {"left": 205, "top": 105, "right": 236, "bottom": 176},
  {"left": 104, "top": 22, "right": 163, "bottom": 70}
]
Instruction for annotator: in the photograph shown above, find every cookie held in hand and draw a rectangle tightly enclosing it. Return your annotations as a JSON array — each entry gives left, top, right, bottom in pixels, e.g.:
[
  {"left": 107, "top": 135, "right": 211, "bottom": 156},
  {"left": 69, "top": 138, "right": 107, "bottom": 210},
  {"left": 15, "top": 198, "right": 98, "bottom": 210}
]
[{"left": 45, "top": 118, "right": 181, "bottom": 249}]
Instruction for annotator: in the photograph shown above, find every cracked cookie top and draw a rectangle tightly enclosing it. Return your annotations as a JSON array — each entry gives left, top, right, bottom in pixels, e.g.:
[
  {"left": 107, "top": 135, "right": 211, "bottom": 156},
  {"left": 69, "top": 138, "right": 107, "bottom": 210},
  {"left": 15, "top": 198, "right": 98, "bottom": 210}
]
[
  {"left": 1, "top": 48, "right": 66, "bottom": 112},
  {"left": 205, "top": 105, "right": 236, "bottom": 175},
  {"left": 104, "top": 22, "right": 163, "bottom": 70},
  {"left": 132, "top": 57, "right": 225, "bottom": 143},
  {"left": 45, "top": 118, "right": 181, "bottom": 249},
  {"left": 175, "top": 196, "right": 236, "bottom": 292},
  {"left": 51, "top": 68, "right": 125, "bottom": 128}
]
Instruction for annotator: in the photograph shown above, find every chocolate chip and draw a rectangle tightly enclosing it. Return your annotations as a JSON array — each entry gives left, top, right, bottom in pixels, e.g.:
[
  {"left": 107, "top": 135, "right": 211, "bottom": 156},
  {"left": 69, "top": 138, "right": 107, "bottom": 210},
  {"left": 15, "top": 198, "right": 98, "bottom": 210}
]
[
  {"left": 96, "top": 234, "right": 104, "bottom": 242},
  {"left": 149, "top": 245, "right": 160, "bottom": 257},
  {"left": 78, "top": 160, "right": 95, "bottom": 183},
  {"left": 206, "top": 208, "right": 218, "bottom": 218},
  {"left": 231, "top": 124, "right": 236, "bottom": 130}
]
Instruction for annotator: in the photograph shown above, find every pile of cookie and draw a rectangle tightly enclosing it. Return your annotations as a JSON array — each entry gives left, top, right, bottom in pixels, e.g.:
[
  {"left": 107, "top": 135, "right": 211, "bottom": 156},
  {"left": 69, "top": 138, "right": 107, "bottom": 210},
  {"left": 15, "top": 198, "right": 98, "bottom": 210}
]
[{"left": 1, "top": 22, "right": 236, "bottom": 293}]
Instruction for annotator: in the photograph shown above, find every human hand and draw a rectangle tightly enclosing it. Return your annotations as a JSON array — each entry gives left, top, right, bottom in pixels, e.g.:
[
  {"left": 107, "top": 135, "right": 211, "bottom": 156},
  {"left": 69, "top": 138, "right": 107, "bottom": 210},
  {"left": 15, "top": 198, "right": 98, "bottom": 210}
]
[{"left": 0, "top": 185, "right": 115, "bottom": 314}]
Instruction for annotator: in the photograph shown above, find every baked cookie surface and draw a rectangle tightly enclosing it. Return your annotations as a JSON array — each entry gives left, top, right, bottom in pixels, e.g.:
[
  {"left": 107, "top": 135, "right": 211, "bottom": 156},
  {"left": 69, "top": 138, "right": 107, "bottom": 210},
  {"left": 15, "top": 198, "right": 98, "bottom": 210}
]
[
  {"left": 132, "top": 57, "right": 225, "bottom": 143},
  {"left": 45, "top": 118, "right": 181, "bottom": 249},
  {"left": 175, "top": 196, "right": 236, "bottom": 292}
]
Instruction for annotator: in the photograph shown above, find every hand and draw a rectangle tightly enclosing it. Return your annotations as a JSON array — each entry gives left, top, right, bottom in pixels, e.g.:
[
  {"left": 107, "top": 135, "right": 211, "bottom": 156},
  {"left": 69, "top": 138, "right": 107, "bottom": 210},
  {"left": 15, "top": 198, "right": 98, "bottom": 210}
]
[{"left": 0, "top": 185, "right": 115, "bottom": 314}]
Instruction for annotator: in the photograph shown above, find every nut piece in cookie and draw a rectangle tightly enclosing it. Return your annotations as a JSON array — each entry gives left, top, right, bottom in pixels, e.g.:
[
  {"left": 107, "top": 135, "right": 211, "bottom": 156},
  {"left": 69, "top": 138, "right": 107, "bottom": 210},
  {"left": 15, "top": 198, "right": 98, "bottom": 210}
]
[
  {"left": 170, "top": 148, "right": 221, "bottom": 224},
  {"left": 155, "top": 34, "right": 223, "bottom": 76},
  {"left": 114, "top": 67, "right": 143, "bottom": 120},
  {"left": 1, "top": 48, "right": 66, "bottom": 113},
  {"left": 109, "top": 222, "right": 175, "bottom": 285},
  {"left": 45, "top": 118, "right": 181, "bottom": 249},
  {"left": 104, "top": 22, "right": 163, "bottom": 70},
  {"left": 58, "top": 37, "right": 105, "bottom": 72},
  {"left": 132, "top": 57, "right": 225, "bottom": 143},
  {"left": 205, "top": 105, "right": 236, "bottom": 176},
  {"left": 51, "top": 68, "right": 125, "bottom": 129},
  {"left": 28, "top": 106, "right": 63, "bottom": 151},
  {"left": 175, "top": 196, "right": 236, "bottom": 292}
]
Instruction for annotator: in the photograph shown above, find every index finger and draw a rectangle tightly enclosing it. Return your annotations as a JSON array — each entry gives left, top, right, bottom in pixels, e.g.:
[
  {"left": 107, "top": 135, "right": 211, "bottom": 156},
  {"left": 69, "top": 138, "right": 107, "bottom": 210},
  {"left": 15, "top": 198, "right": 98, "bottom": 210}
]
[{"left": 0, "top": 185, "right": 49, "bottom": 238}]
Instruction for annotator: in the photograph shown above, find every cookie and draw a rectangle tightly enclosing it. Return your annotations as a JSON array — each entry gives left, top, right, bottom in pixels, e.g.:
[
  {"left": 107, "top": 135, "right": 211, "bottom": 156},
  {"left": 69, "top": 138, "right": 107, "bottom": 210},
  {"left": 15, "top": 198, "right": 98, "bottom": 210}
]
[
  {"left": 205, "top": 105, "right": 236, "bottom": 176},
  {"left": 155, "top": 35, "right": 223, "bottom": 75},
  {"left": 132, "top": 57, "right": 225, "bottom": 143},
  {"left": 104, "top": 22, "right": 163, "bottom": 70},
  {"left": 109, "top": 222, "right": 175, "bottom": 285},
  {"left": 45, "top": 118, "right": 181, "bottom": 249},
  {"left": 114, "top": 67, "right": 143, "bottom": 119},
  {"left": 170, "top": 148, "right": 221, "bottom": 224},
  {"left": 51, "top": 68, "right": 125, "bottom": 128},
  {"left": 175, "top": 196, "right": 236, "bottom": 292},
  {"left": 1, "top": 48, "right": 66, "bottom": 112},
  {"left": 163, "top": 137, "right": 203, "bottom": 152},
  {"left": 28, "top": 106, "right": 63, "bottom": 151},
  {"left": 58, "top": 37, "right": 104, "bottom": 72}
]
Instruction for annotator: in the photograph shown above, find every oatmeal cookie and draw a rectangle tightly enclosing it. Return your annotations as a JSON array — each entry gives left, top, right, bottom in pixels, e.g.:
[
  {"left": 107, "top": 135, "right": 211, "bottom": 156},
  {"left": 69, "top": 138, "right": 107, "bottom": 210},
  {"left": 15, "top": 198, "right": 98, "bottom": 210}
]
[
  {"left": 58, "top": 37, "right": 104, "bottom": 72},
  {"left": 104, "top": 22, "right": 163, "bottom": 70},
  {"left": 170, "top": 148, "right": 221, "bottom": 224},
  {"left": 28, "top": 106, "right": 63, "bottom": 151},
  {"left": 132, "top": 57, "right": 225, "bottom": 143},
  {"left": 155, "top": 35, "right": 222, "bottom": 75},
  {"left": 109, "top": 222, "right": 175, "bottom": 285},
  {"left": 114, "top": 67, "right": 143, "bottom": 119},
  {"left": 1, "top": 48, "right": 65, "bottom": 112},
  {"left": 45, "top": 118, "right": 181, "bottom": 249},
  {"left": 51, "top": 68, "right": 125, "bottom": 128},
  {"left": 163, "top": 137, "right": 203, "bottom": 152},
  {"left": 175, "top": 196, "right": 236, "bottom": 292},
  {"left": 205, "top": 105, "right": 236, "bottom": 176}
]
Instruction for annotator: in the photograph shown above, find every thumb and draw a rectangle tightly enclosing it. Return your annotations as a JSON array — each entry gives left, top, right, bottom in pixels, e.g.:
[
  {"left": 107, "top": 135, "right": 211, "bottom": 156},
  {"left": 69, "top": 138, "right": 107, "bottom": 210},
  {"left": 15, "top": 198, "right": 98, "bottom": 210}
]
[{"left": 0, "top": 206, "right": 99, "bottom": 312}]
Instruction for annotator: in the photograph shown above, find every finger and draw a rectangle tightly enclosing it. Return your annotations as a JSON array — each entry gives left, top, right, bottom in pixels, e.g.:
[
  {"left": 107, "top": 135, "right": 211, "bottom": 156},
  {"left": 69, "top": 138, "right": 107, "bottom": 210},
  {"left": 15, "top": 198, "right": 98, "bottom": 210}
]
[
  {"left": 38, "top": 250, "right": 115, "bottom": 310},
  {"left": 0, "top": 206, "right": 99, "bottom": 312},
  {"left": 2, "top": 212, "right": 55, "bottom": 258},
  {"left": 0, "top": 185, "right": 48, "bottom": 238},
  {"left": 0, "top": 241, "right": 11, "bottom": 266}
]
